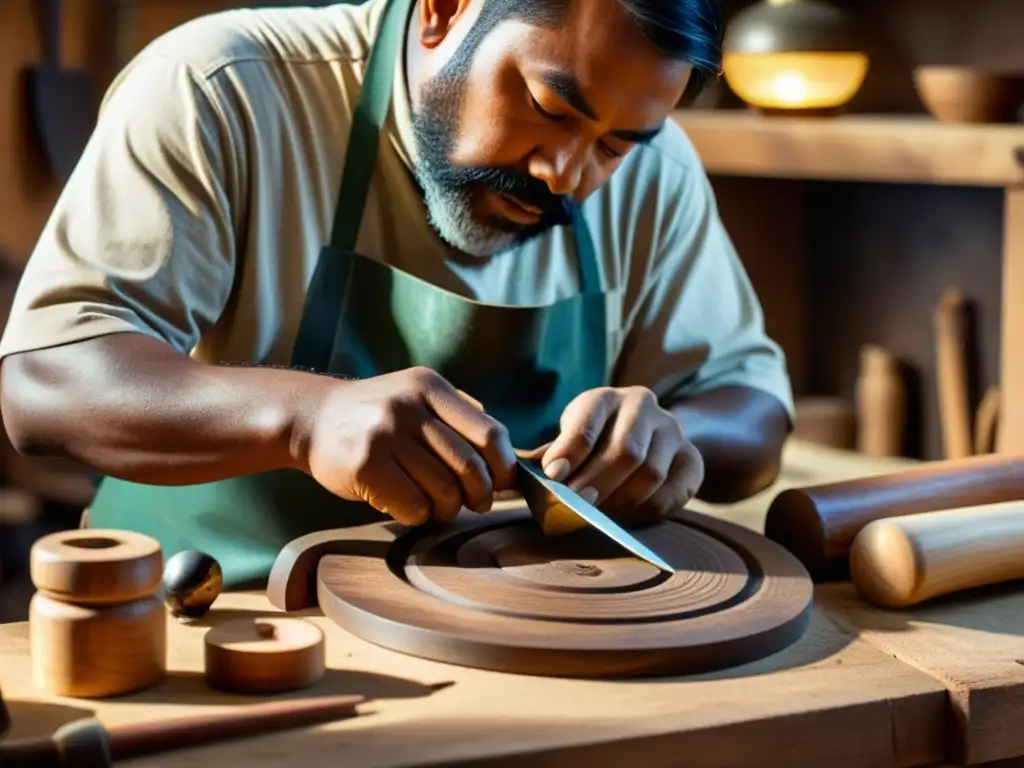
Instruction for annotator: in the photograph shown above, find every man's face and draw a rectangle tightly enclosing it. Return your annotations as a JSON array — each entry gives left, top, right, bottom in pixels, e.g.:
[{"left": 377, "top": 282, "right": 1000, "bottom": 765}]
[{"left": 409, "top": 0, "right": 693, "bottom": 256}]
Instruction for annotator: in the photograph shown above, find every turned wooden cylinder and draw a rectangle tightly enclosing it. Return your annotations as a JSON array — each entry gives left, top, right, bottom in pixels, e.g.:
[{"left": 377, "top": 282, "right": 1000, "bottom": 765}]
[
  {"left": 854, "top": 344, "right": 906, "bottom": 457},
  {"left": 934, "top": 289, "right": 973, "bottom": 460},
  {"left": 29, "top": 529, "right": 166, "bottom": 698},
  {"left": 764, "top": 452, "right": 1024, "bottom": 579},
  {"left": 851, "top": 500, "right": 1024, "bottom": 608}
]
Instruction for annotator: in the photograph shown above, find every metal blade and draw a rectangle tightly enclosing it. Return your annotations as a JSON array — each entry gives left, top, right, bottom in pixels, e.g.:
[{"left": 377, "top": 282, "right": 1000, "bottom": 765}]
[{"left": 515, "top": 459, "right": 676, "bottom": 574}]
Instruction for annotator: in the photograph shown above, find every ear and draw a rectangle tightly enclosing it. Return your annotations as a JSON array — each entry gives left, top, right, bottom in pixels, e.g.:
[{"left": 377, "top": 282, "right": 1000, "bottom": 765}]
[{"left": 418, "top": 0, "right": 475, "bottom": 49}]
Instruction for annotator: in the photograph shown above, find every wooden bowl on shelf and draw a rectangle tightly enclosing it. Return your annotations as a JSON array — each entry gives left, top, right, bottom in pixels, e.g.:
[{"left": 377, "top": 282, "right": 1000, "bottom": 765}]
[{"left": 912, "top": 66, "right": 1024, "bottom": 123}]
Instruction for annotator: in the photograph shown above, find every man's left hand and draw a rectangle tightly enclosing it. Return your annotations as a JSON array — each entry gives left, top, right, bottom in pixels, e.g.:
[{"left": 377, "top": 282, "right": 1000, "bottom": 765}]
[{"left": 538, "top": 386, "right": 704, "bottom": 525}]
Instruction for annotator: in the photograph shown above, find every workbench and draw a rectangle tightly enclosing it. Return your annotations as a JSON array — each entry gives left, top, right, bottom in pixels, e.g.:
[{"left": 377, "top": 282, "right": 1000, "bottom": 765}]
[{"left": 2, "top": 440, "right": 1023, "bottom": 767}]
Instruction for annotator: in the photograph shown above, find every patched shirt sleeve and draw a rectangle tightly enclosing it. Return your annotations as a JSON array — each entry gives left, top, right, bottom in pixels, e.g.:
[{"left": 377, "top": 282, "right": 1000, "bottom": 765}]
[
  {"left": 0, "top": 55, "right": 239, "bottom": 361},
  {"left": 612, "top": 152, "right": 795, "bottom": 422}
]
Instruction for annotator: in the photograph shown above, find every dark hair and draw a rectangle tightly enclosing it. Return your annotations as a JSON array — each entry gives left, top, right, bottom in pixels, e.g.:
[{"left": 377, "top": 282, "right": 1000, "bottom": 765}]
[{"left": 443, "top": 0, "right": 722, "bottom": 104}]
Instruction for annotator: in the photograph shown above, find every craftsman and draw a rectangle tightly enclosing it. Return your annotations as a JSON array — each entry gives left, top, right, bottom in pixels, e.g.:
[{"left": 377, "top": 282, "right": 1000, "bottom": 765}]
[{"left": 0, "top": 0, "right": 793, "bottom": 587}]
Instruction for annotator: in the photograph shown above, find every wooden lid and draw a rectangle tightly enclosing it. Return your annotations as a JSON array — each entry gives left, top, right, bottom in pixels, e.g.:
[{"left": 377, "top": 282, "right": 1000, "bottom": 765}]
[
  {"left": 30, "top": 529, "right": 163, "bottom": 604},
  {"left": 204, "top": 617, "right": 326, "bottom": 694}
]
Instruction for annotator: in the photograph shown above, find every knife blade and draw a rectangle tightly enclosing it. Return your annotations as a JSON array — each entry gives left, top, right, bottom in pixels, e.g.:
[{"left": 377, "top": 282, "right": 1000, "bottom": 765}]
[{"left": 514, "top": 459, "right": 676, "bottom": 574}]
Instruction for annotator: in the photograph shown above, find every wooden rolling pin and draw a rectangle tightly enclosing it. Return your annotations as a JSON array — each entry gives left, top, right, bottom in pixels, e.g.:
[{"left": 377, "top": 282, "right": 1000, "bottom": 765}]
[
  {"left": 851, "top": 500, "right": 1024, "bottom": 608},
  {"left": 0, "top": 694, "right": 362, "bottom": 766},
  {"left": 763, "top": 452, "right": 1024, "bottom": 579}
]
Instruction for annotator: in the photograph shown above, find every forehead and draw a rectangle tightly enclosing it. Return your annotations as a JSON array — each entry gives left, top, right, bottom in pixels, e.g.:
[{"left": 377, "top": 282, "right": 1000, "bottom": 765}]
[{"left": 499, "top": 0, "right": 693, "bottom": 119}]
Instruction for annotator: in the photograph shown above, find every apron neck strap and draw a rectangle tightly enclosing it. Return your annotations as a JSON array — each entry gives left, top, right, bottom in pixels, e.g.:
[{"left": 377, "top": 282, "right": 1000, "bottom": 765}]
[
  {"left": 328, "top": 0, "right": 411, "bottom": 252},
  {"left": 572, "top": 210, "right": 602, "bottom": 295}
]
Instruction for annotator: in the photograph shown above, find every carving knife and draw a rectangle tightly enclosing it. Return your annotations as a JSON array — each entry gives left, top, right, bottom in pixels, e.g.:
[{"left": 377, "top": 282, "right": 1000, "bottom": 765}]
[{"left": 515, "top": 458, "right": 676, "bottom": 574}]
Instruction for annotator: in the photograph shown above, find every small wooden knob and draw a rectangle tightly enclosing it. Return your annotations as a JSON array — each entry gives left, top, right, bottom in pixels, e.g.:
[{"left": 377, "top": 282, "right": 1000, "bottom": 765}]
[
  {"left": 30, "top": 530, "right": 162, "bottom": 604},
  {"left": 204, "top": 617, "right": 325, "bottom": 694}
]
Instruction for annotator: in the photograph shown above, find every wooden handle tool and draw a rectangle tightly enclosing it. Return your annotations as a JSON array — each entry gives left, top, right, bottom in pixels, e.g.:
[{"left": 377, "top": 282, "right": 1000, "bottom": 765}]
[
  {"left": 764, "top": 452, "right": 1024, "bottom": 579},
  {"left": 850, "top": 500, "right": 1024, "bottom": 608},
  {"left": 0, "top": 694, "right": 363, "bottom": 766}
]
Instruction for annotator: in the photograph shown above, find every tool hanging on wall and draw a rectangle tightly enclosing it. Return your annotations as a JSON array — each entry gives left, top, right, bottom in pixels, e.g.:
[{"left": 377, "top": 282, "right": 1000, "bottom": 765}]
[{"left": 25, "top": 0, "right": 97, "bottom": 184}]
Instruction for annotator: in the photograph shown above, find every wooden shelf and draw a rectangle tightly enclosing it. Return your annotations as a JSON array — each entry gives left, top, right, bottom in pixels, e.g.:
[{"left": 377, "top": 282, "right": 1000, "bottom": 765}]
[{"left": 671, "top": 111, "right": 1024, "bottom": 188}]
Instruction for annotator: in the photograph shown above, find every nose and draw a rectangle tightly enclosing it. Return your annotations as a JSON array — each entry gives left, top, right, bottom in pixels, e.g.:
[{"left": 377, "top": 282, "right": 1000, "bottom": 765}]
[{"left": 529, "top": 140, "right": 587, "bottom": 197}]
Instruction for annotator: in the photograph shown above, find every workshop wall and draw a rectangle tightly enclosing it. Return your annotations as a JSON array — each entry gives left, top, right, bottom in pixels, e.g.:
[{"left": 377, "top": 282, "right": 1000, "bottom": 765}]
[{"left": 713, "top": 0, "right": 1023, "bottom": 460}]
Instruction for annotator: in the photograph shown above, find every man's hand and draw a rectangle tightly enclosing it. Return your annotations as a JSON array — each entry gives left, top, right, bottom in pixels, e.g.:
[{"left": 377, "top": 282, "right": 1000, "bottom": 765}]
[
  {"left": 539, "top": 386, "right": 703, "bottom": 525},
  {"left": 301, "top": 367, "right": 518, "bottom": 526}
]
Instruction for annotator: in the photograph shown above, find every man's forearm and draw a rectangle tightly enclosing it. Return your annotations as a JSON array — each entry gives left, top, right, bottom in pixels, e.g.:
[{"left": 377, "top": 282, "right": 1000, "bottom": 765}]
[
  {"left": 670, "top": 384, "right": 791, "bottom": 504},
  {"left": 0, "top": 333, "right": 331, "bottom": 485}
]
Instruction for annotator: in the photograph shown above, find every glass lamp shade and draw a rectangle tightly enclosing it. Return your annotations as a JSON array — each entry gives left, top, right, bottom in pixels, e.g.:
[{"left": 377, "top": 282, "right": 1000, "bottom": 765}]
[
  {"left": 722, "top": 0, "right": 868, "bottom": 113},
  {"left": 723, "top": 51, "right": 869, "bottom": 110}
]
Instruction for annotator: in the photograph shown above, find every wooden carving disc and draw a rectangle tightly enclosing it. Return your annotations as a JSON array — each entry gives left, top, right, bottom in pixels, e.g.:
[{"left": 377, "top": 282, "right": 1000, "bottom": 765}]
[{"left": 310, "top": 508, "right": 813, "bottom": 678}]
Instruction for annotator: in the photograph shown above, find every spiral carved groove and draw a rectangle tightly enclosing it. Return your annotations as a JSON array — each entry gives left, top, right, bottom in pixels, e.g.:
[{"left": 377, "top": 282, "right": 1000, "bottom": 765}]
[{"left": 316, "top": 509, "right": 813, "bottom": 678}]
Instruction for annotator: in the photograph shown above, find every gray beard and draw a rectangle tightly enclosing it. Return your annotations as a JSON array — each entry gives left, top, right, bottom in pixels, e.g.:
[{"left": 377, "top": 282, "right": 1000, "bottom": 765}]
[
  {"left": 413, "top": 167, "right": 522, "bottom": 258},
  {"left": 410, "top": 62, "right": 526, "bottom": 258}
]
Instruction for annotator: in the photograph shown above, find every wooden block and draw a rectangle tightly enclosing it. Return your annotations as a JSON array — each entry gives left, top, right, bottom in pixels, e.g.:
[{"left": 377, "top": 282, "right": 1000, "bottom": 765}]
[{"left": 818, "top": 582, "right": 1024, "bottom": 765}]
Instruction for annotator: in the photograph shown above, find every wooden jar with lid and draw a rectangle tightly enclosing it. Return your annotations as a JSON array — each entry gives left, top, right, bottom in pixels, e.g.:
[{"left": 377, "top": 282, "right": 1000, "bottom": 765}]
[{"left": 29, "top": 529, "right": 166, "bottom": 698}]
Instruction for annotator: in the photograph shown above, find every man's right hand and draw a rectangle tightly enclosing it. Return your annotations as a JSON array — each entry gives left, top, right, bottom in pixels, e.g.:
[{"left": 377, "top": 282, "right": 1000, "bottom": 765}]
[{"left": 300, "top": 366, "right": 518, "bottom": 526}]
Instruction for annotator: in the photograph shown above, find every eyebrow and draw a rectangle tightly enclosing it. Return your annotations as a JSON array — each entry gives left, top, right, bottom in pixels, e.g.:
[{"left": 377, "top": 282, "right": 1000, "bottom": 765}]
[{"left": 538, "top": 70, "right": 665, "bottom": 144}]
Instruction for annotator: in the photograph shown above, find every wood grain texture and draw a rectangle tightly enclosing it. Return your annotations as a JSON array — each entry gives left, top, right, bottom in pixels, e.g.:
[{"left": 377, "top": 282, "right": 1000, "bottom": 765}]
[
  {"left": 0, "top": 589, "right": 950, "bottom": 767},
  {"left": 268, "top": 506, "right": 814, "bottom": 678},
  {"left": 764, "top": 453, "right": 1024, "bottom": 579},
  {"left": 673, "top": 111, "right": 1024, "bottom": 187},
  {"left": 819, "top": 582, "right": 1024, "bottom": 765}
]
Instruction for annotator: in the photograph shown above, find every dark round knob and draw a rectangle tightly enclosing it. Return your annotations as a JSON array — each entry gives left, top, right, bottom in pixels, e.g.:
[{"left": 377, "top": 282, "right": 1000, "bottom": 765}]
[{"left": 162, "top": 550, "right": 223, "bottom": 618}]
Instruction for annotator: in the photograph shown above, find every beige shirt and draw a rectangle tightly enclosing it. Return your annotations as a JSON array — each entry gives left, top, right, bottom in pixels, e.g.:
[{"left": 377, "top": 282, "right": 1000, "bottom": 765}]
[{"left": 0, "top": 0, "right": 794, "bottom": 418}]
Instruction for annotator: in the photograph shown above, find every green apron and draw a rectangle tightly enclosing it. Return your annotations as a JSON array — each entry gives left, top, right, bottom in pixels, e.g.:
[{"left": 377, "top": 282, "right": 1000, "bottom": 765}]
[{"left": 87, "top": 0, "right": 610, "bottom": 589}]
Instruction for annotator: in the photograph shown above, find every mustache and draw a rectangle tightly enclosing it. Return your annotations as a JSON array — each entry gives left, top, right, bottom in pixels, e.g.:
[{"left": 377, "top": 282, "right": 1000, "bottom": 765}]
[{"left": 434, "top": 165, "right": 578, "bottom": 226}]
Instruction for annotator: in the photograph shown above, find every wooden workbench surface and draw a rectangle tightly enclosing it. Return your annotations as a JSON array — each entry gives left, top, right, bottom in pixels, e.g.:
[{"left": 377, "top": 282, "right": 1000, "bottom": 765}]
[
  {"left": 2, "top": 440, "right": 1013, "bottom": 767},
  {"left": 0, "top": 590, "right": 947, "bottom": 767},
  {"left": 819, "top": 582, "right": 1024, "bottom": 766}
]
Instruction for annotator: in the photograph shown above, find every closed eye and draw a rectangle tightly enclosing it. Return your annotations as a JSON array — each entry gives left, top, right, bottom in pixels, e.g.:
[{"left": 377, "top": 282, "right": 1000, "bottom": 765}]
[{"left": 530, "top": 94, "right": 567, "bottom": 122}]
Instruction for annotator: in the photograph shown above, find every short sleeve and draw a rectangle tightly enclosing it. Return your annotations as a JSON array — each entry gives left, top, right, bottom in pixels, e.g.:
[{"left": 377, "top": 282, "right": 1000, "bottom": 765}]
[
  {"left": 0, "top": 55, "right": 238, "bottom": 360},
  {"left": 612, "top": 154, "right": 795, "bottom": 421}
]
